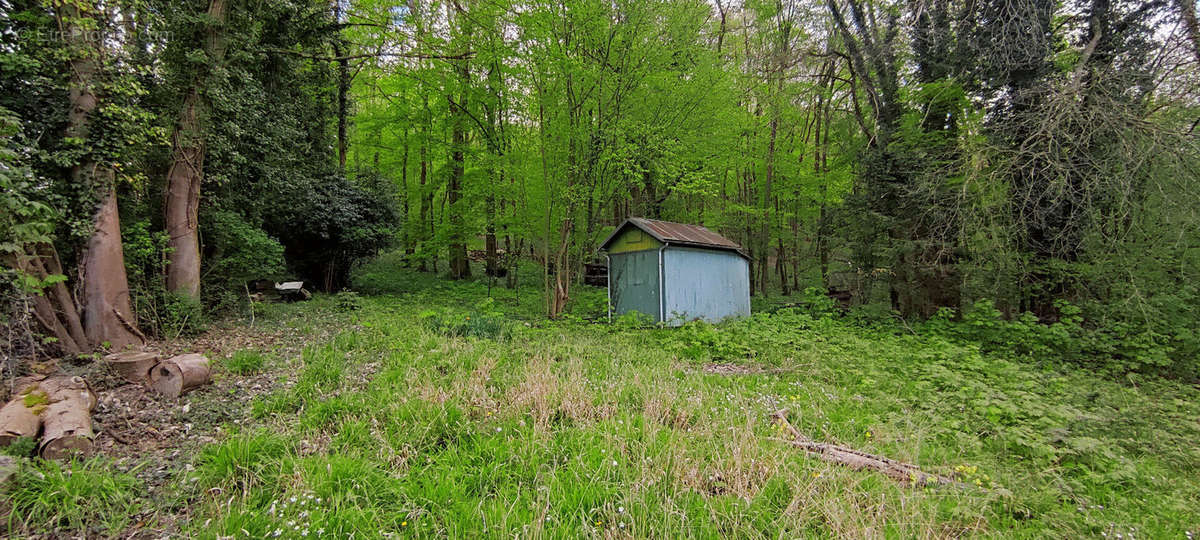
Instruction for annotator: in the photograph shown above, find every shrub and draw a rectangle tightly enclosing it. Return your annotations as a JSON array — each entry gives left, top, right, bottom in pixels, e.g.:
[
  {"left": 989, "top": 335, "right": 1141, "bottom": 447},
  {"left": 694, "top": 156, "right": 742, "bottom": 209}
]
[
  {"left": 161, "top": 291, "right": 206, "bottom": 338},
  {"left": 922, "top": 299, "right": 1184, "bottom": 376},
  {"left": 201, "top": 210, "right": 287, "bottom": 311},
  {"left": 662, "top": 320, "right": 751, "bottom": 361},
  {"left": 335, "top": 291, "right": 363, "bottom": 312},
  {"left": 264, "top": 173, "right": 398, "bottom": 291}
]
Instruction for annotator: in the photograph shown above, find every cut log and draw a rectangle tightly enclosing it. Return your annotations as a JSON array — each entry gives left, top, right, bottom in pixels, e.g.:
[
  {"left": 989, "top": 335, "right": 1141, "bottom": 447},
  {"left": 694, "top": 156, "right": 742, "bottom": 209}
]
[
  {"left": 771, "top": 410, "right": 960, "bottom": 487},
  {"left": 0, "top": 397, "right": 41, "bottom": 447},
  {"left": 103, "top": 351, "right": 161, "bottom": 384},
  {"left": 11, "top": 374, "right": 46, "bottom": 397},
  {"left": 35, "top": 376, "right": 97, "bottom": 461},
  {"left": 39, "top": 398, "right": 94, "bottom": 460},
  {"left": 149, "top": 354, "right": 211, "bottom": 398},
  {"left": 30, "top": 376, "right": 97, "bottom": 411}
]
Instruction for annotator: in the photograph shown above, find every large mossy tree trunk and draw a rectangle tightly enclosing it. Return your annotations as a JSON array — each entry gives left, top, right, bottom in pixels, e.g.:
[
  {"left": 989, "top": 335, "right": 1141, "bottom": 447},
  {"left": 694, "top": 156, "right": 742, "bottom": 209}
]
[
  {"left": 60, "top": 2, "right": 144, "bottom": 351},
  {"left": 164, "top": 0, "right": 228, "bottom": 301}
]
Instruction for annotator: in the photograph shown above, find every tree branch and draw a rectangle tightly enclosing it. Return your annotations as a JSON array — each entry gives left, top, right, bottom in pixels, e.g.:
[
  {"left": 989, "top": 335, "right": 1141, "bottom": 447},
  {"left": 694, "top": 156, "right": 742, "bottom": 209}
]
[{"left": 260, "top": 47, "right": 474, "bottom": 61}]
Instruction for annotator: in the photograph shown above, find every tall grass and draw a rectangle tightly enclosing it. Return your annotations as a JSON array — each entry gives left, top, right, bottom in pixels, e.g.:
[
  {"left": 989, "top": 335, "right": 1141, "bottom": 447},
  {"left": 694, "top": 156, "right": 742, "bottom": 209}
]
[
  {"left": 7, "top": 458, "right": 142, "bottom": 535},
  {"left": 173, "top": 259, "right": 1200, "bottom": 538}
]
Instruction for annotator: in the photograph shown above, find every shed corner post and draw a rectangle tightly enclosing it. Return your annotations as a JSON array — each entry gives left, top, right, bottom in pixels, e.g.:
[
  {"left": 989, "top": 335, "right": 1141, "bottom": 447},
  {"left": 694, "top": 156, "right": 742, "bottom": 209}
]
[
  {"left": 605, "top": 253, "right": 612, "bottom": 322},
  {"left": 658, "top": 243, "right": 669, "bottom": 324}
]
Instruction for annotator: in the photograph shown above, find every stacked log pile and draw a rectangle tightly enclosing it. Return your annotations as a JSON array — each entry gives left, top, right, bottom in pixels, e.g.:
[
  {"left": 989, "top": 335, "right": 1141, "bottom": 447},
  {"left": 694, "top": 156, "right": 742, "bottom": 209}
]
[
  {"left": 0, "top": 375, "right": 96, "bottom": 460},
  {"left": 0, "top": 352, "right": 210, "bottom": 460}
]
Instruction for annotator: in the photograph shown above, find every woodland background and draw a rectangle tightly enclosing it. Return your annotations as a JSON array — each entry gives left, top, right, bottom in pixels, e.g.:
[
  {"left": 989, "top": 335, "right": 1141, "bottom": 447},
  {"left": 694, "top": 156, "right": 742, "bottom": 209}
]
[{"left": 2, "top": 0, "right": 1199, "bottom": 377}]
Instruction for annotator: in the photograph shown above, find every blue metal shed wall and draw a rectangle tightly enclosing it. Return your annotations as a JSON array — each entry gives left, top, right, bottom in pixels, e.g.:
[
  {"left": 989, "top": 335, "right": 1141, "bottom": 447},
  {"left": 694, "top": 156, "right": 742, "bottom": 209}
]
[
  {"left": 662, "top": 247, "right": 750, "bottom": 325},
  {"left": 608, "top": 249, "right": 662, "bottom": 321}
]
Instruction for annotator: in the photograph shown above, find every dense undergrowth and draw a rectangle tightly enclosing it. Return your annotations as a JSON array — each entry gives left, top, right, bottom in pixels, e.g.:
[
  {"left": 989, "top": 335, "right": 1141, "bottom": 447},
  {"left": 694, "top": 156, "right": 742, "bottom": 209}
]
[{"left": 6, "top": 256, "right": 1199, "bottom": 538}]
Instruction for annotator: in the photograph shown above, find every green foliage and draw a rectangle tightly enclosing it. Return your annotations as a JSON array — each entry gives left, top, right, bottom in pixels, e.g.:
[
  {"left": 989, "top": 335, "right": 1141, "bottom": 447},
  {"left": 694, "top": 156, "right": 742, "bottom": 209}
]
[
  {"left": 264, "top": 174, "right": 398, "bottom": 291},
  {"left": 161, "top": 291, "right": 206, "bottom": 339},
  {"left": 611, "top": 310, "right": 654, "bottom": 329},
  {"left": 201, "top": 210, "right": 287, "bottom": 310},
  {"left": 419, "top": 301, "right": 513, "bottom": 341},
  {"left": 7, "top": 458, "right": 143, "bottom": 536},
  {"left": 0, "top": 110, "right": 55, "bottom": 259},
  {"left": 122, "top": 220, "right": 177, "bottom": 337},
  {"left": 924, "top": 300, "right": 1189, "bottom": 376},
  {"left": 334, "top": 291, "right": 363, "bottom": 312},
  {"left": 663, "top": 321, "right": 752, "bottom": 361},
  {"left": 0, "top": 108, "right": 62, "bottom": 305},
  {"left": 223, "top": 349, "right": 267, "bottom": 375},
  {"left": 0, "top": 436, "right": 37, "bottom": 458}
]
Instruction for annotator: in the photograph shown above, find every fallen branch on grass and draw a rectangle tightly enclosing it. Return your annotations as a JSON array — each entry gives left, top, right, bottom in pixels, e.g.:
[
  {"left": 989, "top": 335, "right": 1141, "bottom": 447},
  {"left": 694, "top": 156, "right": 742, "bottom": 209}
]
[{"left": 770, "top": 409, "right": 961, "bottom": 487}]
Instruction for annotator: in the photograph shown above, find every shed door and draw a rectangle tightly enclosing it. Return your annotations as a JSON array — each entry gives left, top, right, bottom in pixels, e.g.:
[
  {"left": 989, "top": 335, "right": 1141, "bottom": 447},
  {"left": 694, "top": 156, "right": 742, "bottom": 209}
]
[{"left": 609, "top": 250, "right": 660, "bottom": 321}]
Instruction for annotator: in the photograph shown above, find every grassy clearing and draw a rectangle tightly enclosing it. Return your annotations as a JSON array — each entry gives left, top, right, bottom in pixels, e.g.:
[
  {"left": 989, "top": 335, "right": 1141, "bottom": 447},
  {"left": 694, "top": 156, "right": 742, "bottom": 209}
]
[
  {"left": 8, "top": 257, "right": 1200, "bottom": 538},
  {"left": 174, "top": 260, "right": 1199, "bottom": 538}
]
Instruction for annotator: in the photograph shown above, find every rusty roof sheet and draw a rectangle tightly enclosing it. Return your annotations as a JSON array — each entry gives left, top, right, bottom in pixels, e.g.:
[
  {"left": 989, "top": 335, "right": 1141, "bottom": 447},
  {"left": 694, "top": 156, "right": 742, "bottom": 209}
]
[{"left": 600, "top": 218, "right": 747, "bottom": 257}]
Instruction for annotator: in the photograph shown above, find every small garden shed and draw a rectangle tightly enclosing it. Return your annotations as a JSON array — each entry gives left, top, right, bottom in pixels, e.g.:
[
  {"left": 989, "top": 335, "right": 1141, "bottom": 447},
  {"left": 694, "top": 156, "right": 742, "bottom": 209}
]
[{"left": 599, "top": 218, "right": 751, "bottom": 325}]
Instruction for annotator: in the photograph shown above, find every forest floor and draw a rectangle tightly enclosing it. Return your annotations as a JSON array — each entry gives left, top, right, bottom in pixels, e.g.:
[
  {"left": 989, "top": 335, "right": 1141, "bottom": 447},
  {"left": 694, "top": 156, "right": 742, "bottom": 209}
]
[{"left": 4, "top": 254, "right": 1199, "bottom": 538}]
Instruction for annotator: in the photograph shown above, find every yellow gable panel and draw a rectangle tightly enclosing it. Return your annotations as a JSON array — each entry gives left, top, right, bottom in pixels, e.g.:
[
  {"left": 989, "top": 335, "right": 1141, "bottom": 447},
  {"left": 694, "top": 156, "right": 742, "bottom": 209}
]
[{"left": 606, "top": 227, "right": 662, "bottom": 254}]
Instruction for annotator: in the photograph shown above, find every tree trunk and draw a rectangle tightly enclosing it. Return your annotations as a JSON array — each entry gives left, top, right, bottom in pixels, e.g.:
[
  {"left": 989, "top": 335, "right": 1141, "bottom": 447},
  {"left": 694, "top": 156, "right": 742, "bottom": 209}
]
[
  {"left": 447, "top": 90, "right": 470, "bottom": 279},
  {"left": 163, "top": 90, "right": 205, "bottom": 299},
  {"left": 777, "top": 235, "right": 789, "bottom": 296},
  {"left": 1176, "top": 0, "right": 1200, "bottom": 64},
  {"left": 549, "top": 221, "right": 573, "bottom": 318},
  {"left": 446, "top": 7, "right": 472, "bottom": 281},
  {"left": 418, "top": 130, "right": 430, "bottom": 272},
  {"left": 164, "top": 0, "right": 228, "bottom": 301},
  {"left": 82, "top": 189, "right": 143, "bottom": 350},
  {"left": 401, "top": 129, "right": 414, "bottom": 257},
  {"left": 333, "top": 0, "right": 349, "bottom": 169},
  {"left": 761, "top": 92, "right": 781, "bottom": 298},
  {"left": 8, "top": 243, "right": 88, "bottom": 355},
  {"left": 60, "top": 2, "right": 144, "bottom": 351}
]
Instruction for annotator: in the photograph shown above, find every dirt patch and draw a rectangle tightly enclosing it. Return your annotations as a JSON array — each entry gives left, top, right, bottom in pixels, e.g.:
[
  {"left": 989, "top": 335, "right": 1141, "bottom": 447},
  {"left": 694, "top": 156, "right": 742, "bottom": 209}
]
[
  {"left": 0, "top": 312, "right": 348, "bottom": 538},
  {"left": 699, "top": 362, "right": 790, "bottom": 376}
]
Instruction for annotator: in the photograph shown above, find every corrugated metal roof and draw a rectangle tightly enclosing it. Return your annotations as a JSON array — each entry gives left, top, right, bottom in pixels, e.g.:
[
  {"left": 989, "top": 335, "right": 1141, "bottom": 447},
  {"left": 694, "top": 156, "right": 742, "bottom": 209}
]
[{"left": 600, "top": 218, "right": 747, "bottom": 257}]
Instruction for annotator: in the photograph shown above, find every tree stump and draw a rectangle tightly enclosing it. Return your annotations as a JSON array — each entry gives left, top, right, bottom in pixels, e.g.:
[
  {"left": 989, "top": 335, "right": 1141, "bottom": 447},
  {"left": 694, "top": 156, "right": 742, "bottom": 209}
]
[
  {"left": 103, "top": 351, "right": 161, "bottom": 384},
  {"left": 0, "top": 396, "right": 41, "bottom": 447},
  {"left": 0, "top": 455, "right": 17, "bottom": 490},
  {"left": 149, "top": 354, "right": 210, "bottom": 398},
  {"left": 35, "top": 376, "right": 96, "bottom": 461}
]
